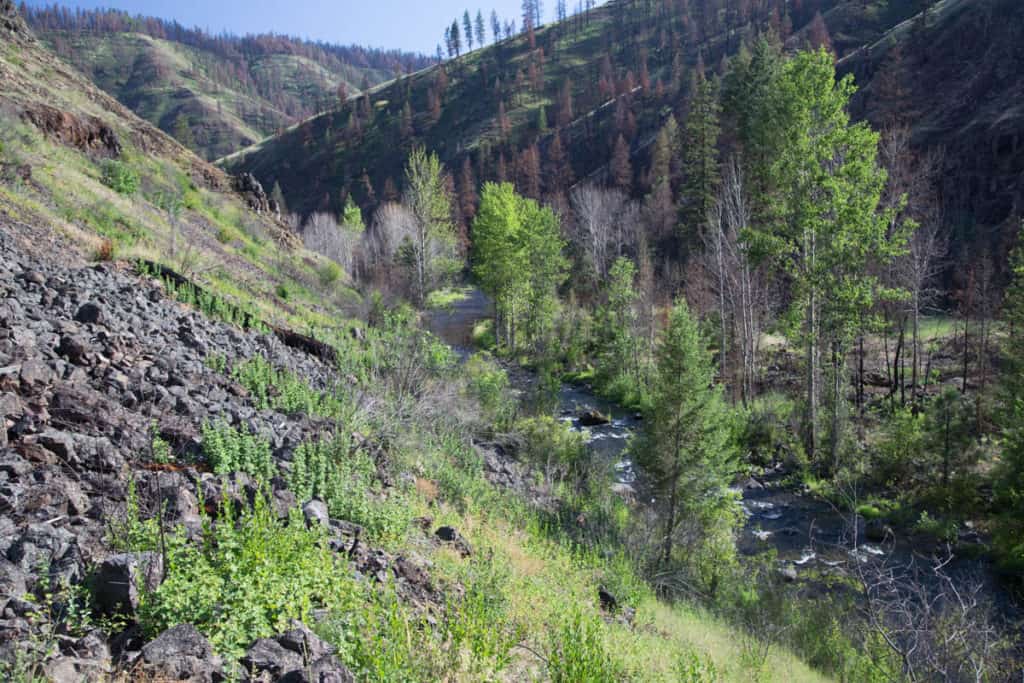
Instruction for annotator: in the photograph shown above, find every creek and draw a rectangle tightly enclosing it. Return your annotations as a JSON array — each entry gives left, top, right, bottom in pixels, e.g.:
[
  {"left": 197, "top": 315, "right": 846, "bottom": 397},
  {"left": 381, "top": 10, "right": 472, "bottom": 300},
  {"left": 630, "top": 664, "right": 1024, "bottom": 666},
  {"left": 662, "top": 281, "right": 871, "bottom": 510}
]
[{"left": 426, "top": 288, "right": 1020, "bottom": 625}]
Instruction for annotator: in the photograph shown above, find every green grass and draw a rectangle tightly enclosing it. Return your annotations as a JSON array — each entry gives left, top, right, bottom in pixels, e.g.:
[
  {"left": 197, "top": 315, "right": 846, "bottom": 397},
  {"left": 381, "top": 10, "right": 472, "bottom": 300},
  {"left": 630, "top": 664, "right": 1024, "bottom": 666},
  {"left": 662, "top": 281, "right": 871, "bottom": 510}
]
[{"left": 425, "top": 285, "right": 474, "bottom": 310}]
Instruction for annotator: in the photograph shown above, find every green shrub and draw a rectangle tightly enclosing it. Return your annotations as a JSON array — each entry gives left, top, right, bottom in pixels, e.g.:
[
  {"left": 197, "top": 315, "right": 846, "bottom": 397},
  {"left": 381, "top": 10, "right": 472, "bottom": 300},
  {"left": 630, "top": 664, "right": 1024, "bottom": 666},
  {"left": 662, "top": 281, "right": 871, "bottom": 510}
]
[
  {"left": 100, "top": 159, "right": 139, "bottom": 196},
  {"left": 276, "top": 282, "right": 291, "bottom": 300},
  {"left": 915, "top": 510, "right": 958, "bottom": 543},
  {"left": 518, "top": 416, "right": 586, "bottom": 479},
  {"left": 875, "top": 407, "right": 926, "bottom": 487},
  {"left": 151, "top": 425, "right": 172, "bottom": 465},
  {"left": 318, "top": 261, "right": 342, "bottom": 287},
  {"left": 105, "top": 477, "right": 160, "bottom": 552},
  {"left": 289, "top": 436, "right": 408, "bottom": 542},
  {"left": 443, "top": 552, "right": 523, "bottom": 675},
  {"left": 215, "top": 225, "right": 236, "bottom": 244},
  {"left": 200, "top": 421, "right": 275, "bottom": 480},
  {"left": 232, "top": 356, "right": 352, "bottom": 421},
  {"left": 464, "top": 353, "right": 513, "bottom": 427},
  {"left": 137, "top": 495, "right": 360, "bottom": 666},
  {"left": 675, "top": 649, "right": 720, "bottom": 682}
]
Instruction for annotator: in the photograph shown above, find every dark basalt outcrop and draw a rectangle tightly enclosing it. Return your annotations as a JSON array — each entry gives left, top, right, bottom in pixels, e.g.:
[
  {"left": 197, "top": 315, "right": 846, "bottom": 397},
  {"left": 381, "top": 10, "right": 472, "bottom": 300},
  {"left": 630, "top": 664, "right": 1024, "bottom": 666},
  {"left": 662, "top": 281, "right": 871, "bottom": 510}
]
[{"left": 22, "top": 104, "right": 122, "bottom": 157}]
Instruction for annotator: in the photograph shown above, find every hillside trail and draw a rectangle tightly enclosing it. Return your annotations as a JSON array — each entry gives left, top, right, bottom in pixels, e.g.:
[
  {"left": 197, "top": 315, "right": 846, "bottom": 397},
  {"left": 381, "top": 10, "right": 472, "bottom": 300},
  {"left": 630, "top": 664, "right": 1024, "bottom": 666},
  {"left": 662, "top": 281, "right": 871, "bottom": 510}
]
[{"left": 426, "top": 287, "right": 1022, "bottom": 628}]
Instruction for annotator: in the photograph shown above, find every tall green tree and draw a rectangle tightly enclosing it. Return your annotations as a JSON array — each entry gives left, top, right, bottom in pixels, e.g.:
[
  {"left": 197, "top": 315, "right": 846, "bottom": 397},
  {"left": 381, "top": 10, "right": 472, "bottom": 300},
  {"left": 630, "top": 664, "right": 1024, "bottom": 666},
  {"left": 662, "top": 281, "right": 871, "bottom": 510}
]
[
  {"left": 595, "top": 257, "right": 648, "bottom": 398},
  {"left": 635, "top": 300, "right": 739, "bottom": 592},
  {"left": 679, "top": 66, "right": 721, "bottom": 244},
  {"left": 747, "top": 49, "right": 907, "bottom": 464},
  {"left": 472, "top": 182, "right": 567, "bottom": 353},
  {"left": 403, "top": 148, "right": 458, "bottom": 305},
  {"left": 340, "top": 197, "right": 365, "bottom": 232}
]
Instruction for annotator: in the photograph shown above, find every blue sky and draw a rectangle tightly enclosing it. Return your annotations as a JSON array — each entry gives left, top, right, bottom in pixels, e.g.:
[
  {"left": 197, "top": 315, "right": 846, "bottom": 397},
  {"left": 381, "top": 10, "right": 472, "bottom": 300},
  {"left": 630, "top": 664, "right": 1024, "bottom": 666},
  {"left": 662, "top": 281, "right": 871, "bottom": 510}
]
[{"left": 23, "top": 0, "right": 593, "bottom": 54}]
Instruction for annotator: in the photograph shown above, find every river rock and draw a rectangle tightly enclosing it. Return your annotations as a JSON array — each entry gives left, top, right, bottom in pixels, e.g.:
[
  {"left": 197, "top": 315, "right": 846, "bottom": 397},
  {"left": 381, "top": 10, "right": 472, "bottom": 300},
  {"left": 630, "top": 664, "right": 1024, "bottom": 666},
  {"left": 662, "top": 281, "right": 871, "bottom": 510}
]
[{"left": 578, "top": 409, "right": 610, "bottom": 426}]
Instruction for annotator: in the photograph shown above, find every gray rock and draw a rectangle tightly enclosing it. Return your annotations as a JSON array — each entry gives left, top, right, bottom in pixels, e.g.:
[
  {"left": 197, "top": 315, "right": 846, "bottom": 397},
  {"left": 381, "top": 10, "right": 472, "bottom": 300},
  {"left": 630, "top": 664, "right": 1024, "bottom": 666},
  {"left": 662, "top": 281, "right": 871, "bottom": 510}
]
[
  {"left": 139, "top": 623, "right": 222, "bottom": 682},
  {"left": 57, "top": 335, "right": 90, "bottom": 366},
  {"left": 73, "top": 303, "right": 104, "bottom": 325},
  {"left": 302, "top": 499, "right": 330, "bottom": 528},
  {"left": 92, "top": 552, "right": 163, "bottom": 617},
  {"left": 278, "top": 655, "right": 356, "bottom": 683},
  {"left": 435, "top": 526, "right": 472, "bottom": 557},
  {"left": 19, "top": 270, "right": 45, "bottom": 286},
  {"left": 276, "top": 621, "right": 334, "bottom": 663},
  {"left": 240, "top": 638, "right": 303, "bottom": 680},
  {"left": 19, "top": 360, "right": 52, "bottom": 387},
  {"left": 44, "top": 656, "right": 110, "bottom": 683}
]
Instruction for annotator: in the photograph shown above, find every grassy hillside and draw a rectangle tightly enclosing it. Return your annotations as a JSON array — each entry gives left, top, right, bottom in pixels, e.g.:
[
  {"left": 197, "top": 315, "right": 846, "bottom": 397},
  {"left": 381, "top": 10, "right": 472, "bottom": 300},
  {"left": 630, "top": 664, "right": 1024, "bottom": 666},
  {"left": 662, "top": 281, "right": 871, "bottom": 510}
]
[
  {"left": 24, "top": 6, "right": 431, "bottom": 160},
  {"left": 0, "top": 8, "right": 840, "bottom": 682}
]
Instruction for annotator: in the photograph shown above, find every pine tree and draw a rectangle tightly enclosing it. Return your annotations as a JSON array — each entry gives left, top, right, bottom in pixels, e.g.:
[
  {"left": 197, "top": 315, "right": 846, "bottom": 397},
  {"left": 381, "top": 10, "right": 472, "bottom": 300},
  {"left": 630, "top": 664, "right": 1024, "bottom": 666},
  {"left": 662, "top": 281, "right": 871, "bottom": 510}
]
[
  {"left": 463, "top": 10, "right": 474, "bottom": 50},
  {"left": 459, "top": 156, "right": 479, "bottom": 227},
  {"left": 400, "top": 101, "right": 414, "bottom": 139},
  {"left": 806, "top": 11, "right": 832, "bottom": 53},
  {"left": 635, "top": 300, "right": 739, "bottom": 582},
  {"left": 491, "top": 9, "right": 502, "bottom": 43},
  {"left": 450, "top": 20, "right": 462, "bottom": 56},
  {"left": 545, "top": 130, "right": 574, "bottom": 194},
  {"left": 517, "top": 144, "right": 542, "bottom": 199},
  {"left": 993, "top": 223, "right": 1024, "bottom": 569},
  {"left": 556, "top": 78, "right": 573, "bottom": 127},
  {"left": 648, "top": 115, "right": 678, "bottom": 191},
  {"left": 475, "top": 10, "right": 486, "bottom": 47},
  {"left": 679, "top": 66, "right": 721, "bottom": 242},
  {"left": 270, "top": 181, "right": 288, "bottom": 215}
]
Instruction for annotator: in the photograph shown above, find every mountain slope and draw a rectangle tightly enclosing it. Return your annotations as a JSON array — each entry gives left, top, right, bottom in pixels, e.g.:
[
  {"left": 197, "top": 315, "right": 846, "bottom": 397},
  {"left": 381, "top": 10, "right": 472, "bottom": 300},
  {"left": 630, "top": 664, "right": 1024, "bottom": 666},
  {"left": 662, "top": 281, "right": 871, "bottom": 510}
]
[
  {"left": 839, "top": 0, "right": 1024, "bottom": 256},
  {"left": 218, "top": 0, "right": 884, "bottom": 216},
  {"left": 224, "top": 0, "right": 1022, "bottom": 264},
  {"left": 23, "top": 6, "right": 432, "bottom": 160}
]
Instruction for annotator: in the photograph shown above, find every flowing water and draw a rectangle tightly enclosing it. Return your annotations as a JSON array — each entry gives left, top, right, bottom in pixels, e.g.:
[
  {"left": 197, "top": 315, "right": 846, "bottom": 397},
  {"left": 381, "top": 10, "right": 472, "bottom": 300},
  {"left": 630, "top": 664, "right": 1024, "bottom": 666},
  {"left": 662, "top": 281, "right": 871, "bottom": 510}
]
[{"left": 427, "top": 288, "right": 1021, "bottom": 627}]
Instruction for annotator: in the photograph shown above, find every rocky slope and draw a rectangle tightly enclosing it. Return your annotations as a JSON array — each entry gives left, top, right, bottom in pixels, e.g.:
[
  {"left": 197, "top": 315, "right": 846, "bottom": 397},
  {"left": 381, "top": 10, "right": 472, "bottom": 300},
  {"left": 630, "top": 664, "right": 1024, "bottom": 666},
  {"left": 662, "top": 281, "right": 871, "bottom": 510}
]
[{"left": 0, "top": 225, "right": 439, "bottom": 681}]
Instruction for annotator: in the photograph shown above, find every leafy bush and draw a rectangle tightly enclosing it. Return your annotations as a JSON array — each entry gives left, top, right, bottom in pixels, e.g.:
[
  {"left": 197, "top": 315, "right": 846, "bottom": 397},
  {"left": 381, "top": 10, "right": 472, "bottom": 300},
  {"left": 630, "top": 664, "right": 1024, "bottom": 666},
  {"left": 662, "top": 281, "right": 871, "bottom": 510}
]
[
  {"left": 464, "top": 353, "right": 513, "bottom": 427},
  {"left": 232, "top": 356, "right": 353, "bottom": 421},
  {"left": 443, "top": 552, "right": 523, "bottom": 675},
  {"left": 105, "top": 477, "right": 160, "bottom": 552},
  {"left": 318, "top": 261, "right": 342, "bottom": 287},
  {"left": 100, "top": 159, "right": 139, "bottom": 196},
  {"left": 874, "top": 407, "right": 926, "bottom": 487},
  {"left": 200, "top": 421, "right": 275, "bottom": 480},
  {"left": 80, "top": 200, "right": 143, "bottom": 246},
  {"left": 137, "top": 495, "right": 360, "bottom": 665},
  {"left": 518, "top": 416, "right": 587, "bottom": 480},
  {"left": 289, "top": 436, "right": 408, "bottom": 542}
]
